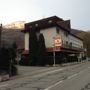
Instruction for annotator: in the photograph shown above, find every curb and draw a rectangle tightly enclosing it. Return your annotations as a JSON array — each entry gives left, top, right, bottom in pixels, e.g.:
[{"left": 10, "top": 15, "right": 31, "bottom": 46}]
[
  {"left": 0, "top": 74, "right": 9, "bottom": 82},
  {"left": 62, "top": 62, "right": 79, "bottom": 66}
]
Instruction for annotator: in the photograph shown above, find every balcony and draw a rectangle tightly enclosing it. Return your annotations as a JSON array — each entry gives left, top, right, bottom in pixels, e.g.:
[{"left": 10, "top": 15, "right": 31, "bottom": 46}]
[{"left": 62, "top": 43, "right": 83, "bottom": 51}]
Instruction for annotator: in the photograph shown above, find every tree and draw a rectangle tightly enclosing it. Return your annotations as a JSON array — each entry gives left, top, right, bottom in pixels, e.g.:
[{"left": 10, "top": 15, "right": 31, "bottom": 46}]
[
  {"left": 83, "top": 32, "right": 90, "bottom": 56},
  {"left": 0, "top": 41, "right": 18, "bottom": 76},
  {"left": 29, "top": 29, "right": 47, "bottom": 66},
  {"left": 0, "top": 47, "right": 10, "bottom": 74},
  {"left": 37, "top": 33, "right": 47, "bottom": 66},
  {"left": 12, "top": 42, "right": 18, "bottom": 50},
  {"left": 8, "top": 42, "right": 18, "bottom": 76},
  {"left": 77, "top": 31, "right": 90, "bottom": 57},
  {"left": 11, "top": 42, "right": 18, "bottom": 64},
  {"left": 29, "top": 29, "right": 38, "bottom": 65}
]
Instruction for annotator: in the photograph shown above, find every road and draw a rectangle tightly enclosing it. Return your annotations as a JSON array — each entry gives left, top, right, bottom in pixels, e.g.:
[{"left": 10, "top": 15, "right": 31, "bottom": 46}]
[{"left": 0, "top": 62, "right": 90, "bottom": 90}]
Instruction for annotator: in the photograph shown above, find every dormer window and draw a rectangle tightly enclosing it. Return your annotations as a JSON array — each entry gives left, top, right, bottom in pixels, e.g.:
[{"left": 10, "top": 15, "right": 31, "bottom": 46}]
[
  {"left": 48, "top": 20, "right": 52, "bottom": 23},
  {"left": 29, "top": 26, "right": 32, "bottom": 28},
  {"left": 56, "top": 27, "right": 59, "bottom": 34},
  {"left": 64, "top": 31, "right": 68, "bottom": 37},
  {"left": 35, "top": 24, "right": 38, "bottom": 27}
]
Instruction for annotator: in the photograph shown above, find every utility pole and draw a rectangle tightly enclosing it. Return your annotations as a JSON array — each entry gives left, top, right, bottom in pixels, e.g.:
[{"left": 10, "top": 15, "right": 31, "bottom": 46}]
[
  {"left": 0, "top": 24, "right": 2, "bottom": 48},
  {"left": 53, "top": 47, "right": 56, "bottom": 67},
  {"left": 53, "top": 35, "right": 61, "bottom": 66}
]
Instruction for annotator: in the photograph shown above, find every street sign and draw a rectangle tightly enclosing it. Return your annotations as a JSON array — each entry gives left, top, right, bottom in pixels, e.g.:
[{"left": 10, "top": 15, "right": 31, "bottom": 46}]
[
  {"left": 53, "top": 35, "right": 62, "bottom": 51},
  {"left": 53, "top": 35, "right": 62, "bottom": 66},
  {"left": 54, "top": 35, "right": 62, "bottom": 47}
]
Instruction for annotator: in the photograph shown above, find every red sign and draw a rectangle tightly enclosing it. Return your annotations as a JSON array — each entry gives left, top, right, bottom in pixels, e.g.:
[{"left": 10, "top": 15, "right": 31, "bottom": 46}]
[
  {"left": 53, "top": 35, "right": 62, "bottom": 51},
  {"left": 54, "top": 36, "right": 62, "bottom": 47}
]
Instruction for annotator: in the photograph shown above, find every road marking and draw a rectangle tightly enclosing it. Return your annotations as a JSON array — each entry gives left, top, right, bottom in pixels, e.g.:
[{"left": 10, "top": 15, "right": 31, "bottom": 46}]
[
  {"left": 79, "top": 67, "right": 90, "bottom": 75},
  {"left": 79, "top": 70, "right": 85, "bottom": 74},
  {"left": 44, "top": 80, "right": 63, "bottom": 90},
  {"left": 0, "top": 84, "right": 9, "bottom": 88},
  {"left": 68, "top": 74, "right": 78, "bottom": 79},
  {"left": 44, "top": 73, "right": 78, "bottom": 90},
  {"left": 33, "top": 68, "right": 65, "bottom": 78}
]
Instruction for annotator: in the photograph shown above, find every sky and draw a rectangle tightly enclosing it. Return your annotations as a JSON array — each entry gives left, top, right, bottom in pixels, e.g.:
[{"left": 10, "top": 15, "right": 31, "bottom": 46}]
[{"left": 0, "top": 0, "right": 90, "bottom": 31}]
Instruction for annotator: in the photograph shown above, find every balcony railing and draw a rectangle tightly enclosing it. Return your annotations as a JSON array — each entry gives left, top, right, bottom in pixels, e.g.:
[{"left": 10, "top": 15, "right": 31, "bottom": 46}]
[{"left": 62, "top": 43, "right": 83, "bottom": 51}]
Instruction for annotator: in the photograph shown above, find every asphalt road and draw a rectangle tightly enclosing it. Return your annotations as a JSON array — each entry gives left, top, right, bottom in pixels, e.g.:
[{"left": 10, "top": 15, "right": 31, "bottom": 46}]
[
  {"left": 45, "top": 64, "right": 90, "bottom": 90},
  {"left": 0, "top": 61, "right": 90, "bottom": 90}
]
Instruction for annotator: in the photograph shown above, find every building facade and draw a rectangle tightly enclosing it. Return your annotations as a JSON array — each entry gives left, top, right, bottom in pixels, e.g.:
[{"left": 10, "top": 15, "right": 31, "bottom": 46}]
[{"left": 22, "top": 16, "right": 84, "bottom": 63}]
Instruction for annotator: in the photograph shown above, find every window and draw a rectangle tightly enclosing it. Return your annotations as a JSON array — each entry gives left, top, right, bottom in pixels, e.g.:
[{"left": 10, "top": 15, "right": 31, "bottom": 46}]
[
  {"left": 64, "top": 31, "right": 68, "bottom": 37},
  {"left": 66, "top": 41, "right": 68, "bottom": 45},
  {"left": 35, "top": 24, "right": 38, "bottom": 27},
  {"left": 56, "top": 27, "right": 60, "bottom": 34},
  {"left": 48, "top": 20, "right": 52, "bottom": 23},
  {"left": 69, "top": 42, "right": 72, "bottom": 48}
]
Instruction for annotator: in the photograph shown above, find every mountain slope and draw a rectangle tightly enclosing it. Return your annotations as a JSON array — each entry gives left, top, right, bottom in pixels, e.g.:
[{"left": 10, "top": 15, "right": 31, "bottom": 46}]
[
  {"left": 2, "top": 29, "right": 24, "bottom": 49},
  {"left": 3, "top": 21, "right": 25, "bottom": 30}
]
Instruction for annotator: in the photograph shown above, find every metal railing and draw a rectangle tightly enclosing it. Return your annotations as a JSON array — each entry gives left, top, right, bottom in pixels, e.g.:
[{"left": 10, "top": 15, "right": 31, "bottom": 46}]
[{"left": 62, "top": 43, "right": 83, "bottom": 51}]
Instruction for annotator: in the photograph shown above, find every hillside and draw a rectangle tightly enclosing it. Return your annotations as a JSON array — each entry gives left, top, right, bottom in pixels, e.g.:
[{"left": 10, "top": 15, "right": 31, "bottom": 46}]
[
  {"left": 1, "top": 29, "right": 24, "bottom": 49},
  {"left": 3, "top": 21, "right": 25, "bottom": 30},
  {"left": 71, "top": 29, "right": 86, "bottom": 39},
  {"left": 71, "top": 29, "right": 85, "bottom": 34}
]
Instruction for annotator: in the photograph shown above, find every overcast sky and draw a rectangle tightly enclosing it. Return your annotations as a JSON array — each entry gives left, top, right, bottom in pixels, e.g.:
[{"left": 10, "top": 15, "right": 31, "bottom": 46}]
[{"left": 0, "top": 0, "right": 90, "bottom": 30}]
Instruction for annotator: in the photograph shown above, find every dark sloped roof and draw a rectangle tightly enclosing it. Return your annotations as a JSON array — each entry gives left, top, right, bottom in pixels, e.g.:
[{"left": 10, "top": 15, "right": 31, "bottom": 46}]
[
  {"left": 23, "top": 16, "right": 71, "bottom": 32},
  {"left": 25, "top": 16, "right": 63, "bottom": 31},
  {"left": 26, "top": 16, "right": 63, "bottom": 25},
  {"left": 22, "top": 16, "right": 82, "bottom": 40}
]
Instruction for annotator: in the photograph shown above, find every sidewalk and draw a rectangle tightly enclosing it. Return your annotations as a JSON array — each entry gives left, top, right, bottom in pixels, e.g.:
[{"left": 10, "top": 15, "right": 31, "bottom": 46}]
[
  {"left": 61, "top": 62, "right": 80, "bottom": 66},
  {"left": 0, "top": 74, "right": 9, "bottom": 82},
  {"left": 48, "top": 60, "right": 88, "bottom": 67}
]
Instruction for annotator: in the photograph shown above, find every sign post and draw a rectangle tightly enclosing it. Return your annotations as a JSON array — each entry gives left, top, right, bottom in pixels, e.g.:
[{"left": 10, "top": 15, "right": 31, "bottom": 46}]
[
  {"left": 53, "top": 35, "right": 62, "bottom": 66},
  {"left": 53, "top": 49, "right": 55, "bottom": 67}
]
